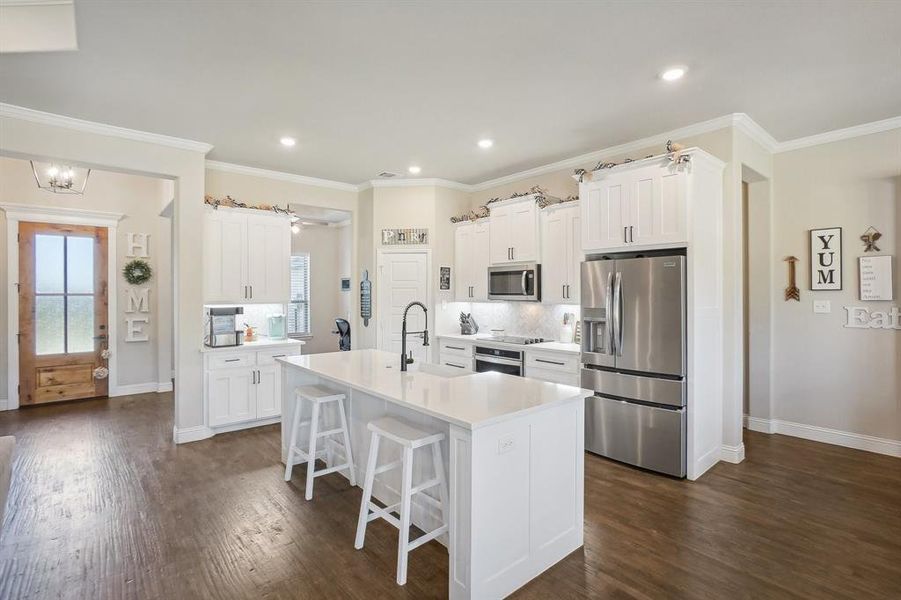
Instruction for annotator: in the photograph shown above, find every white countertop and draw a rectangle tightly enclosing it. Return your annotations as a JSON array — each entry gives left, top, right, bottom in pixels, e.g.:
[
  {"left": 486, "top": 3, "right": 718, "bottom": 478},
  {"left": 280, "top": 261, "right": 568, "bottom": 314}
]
[
  {"left": 437, "top": 333, "right": 580, "bottom": 355},
  {"left": 278, "top": 349, "right": 588, "bottom": 430},
  {"left": 201, "top": 337, "right": 304, "bottom": 353}
]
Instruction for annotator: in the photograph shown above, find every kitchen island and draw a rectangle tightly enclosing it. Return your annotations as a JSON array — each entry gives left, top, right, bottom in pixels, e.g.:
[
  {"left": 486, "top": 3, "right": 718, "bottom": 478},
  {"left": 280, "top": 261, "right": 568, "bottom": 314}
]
[{"left": 278, "top": 349, "right": 588, "bottom": 599}]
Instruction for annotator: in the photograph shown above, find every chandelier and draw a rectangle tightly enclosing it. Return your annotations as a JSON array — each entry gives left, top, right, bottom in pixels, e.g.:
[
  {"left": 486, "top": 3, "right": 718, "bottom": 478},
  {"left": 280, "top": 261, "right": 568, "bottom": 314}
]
[{"left": 30, "top": 160, "right": 91, "bottom": 195}]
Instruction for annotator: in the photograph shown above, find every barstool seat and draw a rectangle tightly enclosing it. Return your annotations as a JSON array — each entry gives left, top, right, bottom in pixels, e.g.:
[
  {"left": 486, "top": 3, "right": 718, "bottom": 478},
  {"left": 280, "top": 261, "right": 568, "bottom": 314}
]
[
  {"left": 354, "top": 416, "right": 449, "bottom": 586},
  {"left": 284, "top": 385, "right": 356, "bottom": 500}
]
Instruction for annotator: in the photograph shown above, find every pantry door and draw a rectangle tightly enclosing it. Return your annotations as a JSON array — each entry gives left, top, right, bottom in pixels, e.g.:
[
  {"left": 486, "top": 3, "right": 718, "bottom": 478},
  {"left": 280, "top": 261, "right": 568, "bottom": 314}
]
[
  {"left": 377, "top": 251, "right": 430, "bottom": 365},
  {"left": 18, "top": 222, "right": 109, "bottom": 405}
]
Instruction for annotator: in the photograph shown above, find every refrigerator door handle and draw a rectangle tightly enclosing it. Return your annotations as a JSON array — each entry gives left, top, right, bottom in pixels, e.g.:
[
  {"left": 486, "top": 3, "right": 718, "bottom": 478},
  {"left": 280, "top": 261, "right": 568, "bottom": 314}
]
[
  {"left": 613, "top": 271, "right": 624, "bottom": 356},
  {"left": 605, "top": 271, "right": 615, "bottom": 355}
]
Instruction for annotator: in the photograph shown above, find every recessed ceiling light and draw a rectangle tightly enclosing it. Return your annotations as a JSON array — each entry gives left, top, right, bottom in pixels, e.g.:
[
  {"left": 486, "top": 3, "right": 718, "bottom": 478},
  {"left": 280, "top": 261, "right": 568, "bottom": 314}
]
[
  {"left": 280, "top": 136, "right": 297, "bottom": 147},
  {"left": 478, "top": 139, "right": 494, "bottom": 149},
  {"left": 408, "top": 165, "right": 421, "bottom": 175},
  {"left": 660, "top": 67, "right": 686, "bottom": 82}
]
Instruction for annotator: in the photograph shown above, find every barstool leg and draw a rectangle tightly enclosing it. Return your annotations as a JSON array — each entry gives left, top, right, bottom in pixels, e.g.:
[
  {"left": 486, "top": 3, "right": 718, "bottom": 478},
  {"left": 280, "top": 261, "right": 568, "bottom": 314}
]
[
  {"left": 336, "top": 397, "right": 357, "bottom": 487},
  {"left": 431, "top": 441, "right": 450, "bottom": 537},
  {"left": 354, "top": 431, "right": 380, "bottom": 550},
  {"left": 396, "top": 446, "right": 414, "bottom": 586},
  {"left": 305, "top": 401, "right": 321, "bottom": 501},
  {"left": 284, "top": 395, "right": 304, "bottom": 481}
]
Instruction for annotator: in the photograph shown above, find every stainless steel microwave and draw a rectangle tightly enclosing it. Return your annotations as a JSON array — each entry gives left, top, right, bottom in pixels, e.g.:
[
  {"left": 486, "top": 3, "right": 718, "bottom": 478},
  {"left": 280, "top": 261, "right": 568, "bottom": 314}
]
[{"left": 487, "top": 263, "right": 541, "bottom": 301}]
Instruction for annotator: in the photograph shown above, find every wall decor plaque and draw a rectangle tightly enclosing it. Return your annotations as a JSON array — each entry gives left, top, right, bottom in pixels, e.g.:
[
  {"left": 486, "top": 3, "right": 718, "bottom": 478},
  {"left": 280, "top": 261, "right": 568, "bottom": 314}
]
[
  {"left": 810, "top": 227, "right": 842, "bottom": 291},
  {"left": 381, "top": 228, "right": 428, "bottom": 245},
  {"left": 859, "top": 256, "right": 894, "bottom": 301}
]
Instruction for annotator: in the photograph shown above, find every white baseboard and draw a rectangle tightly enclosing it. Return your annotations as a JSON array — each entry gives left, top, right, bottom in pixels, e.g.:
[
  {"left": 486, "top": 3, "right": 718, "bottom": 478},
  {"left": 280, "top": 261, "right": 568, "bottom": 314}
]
[
  {"left": 173, "top": 425, "right": 214, "bottom": 444},
  {"left": 0, "top": 398, "right": 7, "bottom": 411},
  {"left": 210, "top": 417, "right": 280, "bottom": 435},
  {"left": 690, "top": 445, "right": 722, "bottom": 480},
  {"left": 743, "top": 415, "right": 901, "bottom": 458},
  {"left": 110, "top": 381, "right": 173, "bottom": 397},
  {"left": 720, "top": 443, "right": 746, "bottom": 463}
]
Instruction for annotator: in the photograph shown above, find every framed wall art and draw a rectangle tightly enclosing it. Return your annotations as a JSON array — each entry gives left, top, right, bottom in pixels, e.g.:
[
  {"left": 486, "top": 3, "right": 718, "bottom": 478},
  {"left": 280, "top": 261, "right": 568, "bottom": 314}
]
[
  {"left": 859, "top": 256, "right": 893, "bottom": 301},
  {"left": 810, "top": 227, "right": 842, "bottom": 291},
  {"left": 439, "top": 266, "right": 451, "bottom": 291}
]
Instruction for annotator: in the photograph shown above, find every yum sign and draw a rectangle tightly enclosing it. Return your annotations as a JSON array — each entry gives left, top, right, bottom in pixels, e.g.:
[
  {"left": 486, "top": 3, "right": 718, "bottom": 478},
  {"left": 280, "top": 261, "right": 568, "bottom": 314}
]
[{"left": 810, "top": 227, "right": 842, "bottom": 291}]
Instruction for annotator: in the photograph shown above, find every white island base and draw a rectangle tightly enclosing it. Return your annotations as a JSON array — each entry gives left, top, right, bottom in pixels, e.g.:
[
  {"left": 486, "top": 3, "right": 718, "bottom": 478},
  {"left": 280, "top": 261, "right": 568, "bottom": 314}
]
[{"left": 279, "top": 350, "right": 586, "bottom": 599}]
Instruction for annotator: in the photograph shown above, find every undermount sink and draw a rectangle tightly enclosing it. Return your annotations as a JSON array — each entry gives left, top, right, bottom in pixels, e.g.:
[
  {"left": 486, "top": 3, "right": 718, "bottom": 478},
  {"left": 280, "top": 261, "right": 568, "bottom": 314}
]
[{"left": 411, "top": 362, "right": 470, "bottom": 378}]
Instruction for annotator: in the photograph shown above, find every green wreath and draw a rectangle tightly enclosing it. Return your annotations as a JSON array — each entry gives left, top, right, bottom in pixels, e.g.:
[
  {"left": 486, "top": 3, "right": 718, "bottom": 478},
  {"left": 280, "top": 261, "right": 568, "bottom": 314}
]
[{"left": 123, "top": 259, "right": 153, "bottom": 285}]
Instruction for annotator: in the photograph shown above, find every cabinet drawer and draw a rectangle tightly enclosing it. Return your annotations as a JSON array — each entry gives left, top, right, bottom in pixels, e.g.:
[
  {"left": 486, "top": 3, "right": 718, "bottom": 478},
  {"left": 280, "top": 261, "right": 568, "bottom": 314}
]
[
  {"left": 525, "top": 351, "right": 579, "bottom": 373},
  {"left": 439, "top": 354, "right": 473, "bottom": 372},
  {"left": 208, "top": 352, "right": 254, "bottom": 370},
  {"left": 257, "top": 346, "right": 301, "bottom": 366},
  {"left": 526, "top": 366, "right": 579, "bottom": 387},
  {"left": 439, "top": 339, "right": 473, "bottom": 358}
]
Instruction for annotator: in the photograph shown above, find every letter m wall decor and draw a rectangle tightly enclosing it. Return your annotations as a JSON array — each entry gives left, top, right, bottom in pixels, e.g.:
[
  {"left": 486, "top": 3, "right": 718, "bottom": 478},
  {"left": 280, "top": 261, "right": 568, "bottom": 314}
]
[{"left": 810, "top": 227, "right": 842, "bottom": 291}]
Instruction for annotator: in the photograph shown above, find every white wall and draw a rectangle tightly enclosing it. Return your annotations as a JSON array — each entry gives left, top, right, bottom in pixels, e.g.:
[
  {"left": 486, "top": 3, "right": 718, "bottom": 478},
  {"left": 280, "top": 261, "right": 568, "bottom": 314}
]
[
  {"left": 0, "top": 156, "right": 173, "bottom": 395},
  {"left": 770, "top": 128, "right": 901, "bottom": 443}
]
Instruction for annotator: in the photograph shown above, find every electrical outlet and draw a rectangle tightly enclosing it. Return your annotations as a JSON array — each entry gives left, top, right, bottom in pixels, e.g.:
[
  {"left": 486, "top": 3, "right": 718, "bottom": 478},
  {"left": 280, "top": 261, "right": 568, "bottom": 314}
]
[
  {"left": 813, "top": 300, "right": 831, "bottom": 314},
  {"left": 497, "top": 434, "right": 514, "bottom": 454}
]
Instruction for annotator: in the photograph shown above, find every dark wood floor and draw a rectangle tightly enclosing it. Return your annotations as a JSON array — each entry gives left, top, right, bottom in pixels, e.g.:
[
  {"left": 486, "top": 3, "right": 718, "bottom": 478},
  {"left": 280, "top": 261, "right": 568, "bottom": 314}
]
[{"left": 0, "top": 394, "right": 899, "bottom": 599}]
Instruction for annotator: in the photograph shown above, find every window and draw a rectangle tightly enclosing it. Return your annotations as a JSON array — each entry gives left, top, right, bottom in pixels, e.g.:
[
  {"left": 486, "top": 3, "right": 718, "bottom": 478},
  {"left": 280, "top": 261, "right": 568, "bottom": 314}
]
[
  {"left": 288, "top": 253, "right": 311, "bottom": 336},
  {"left": 34, "top": 234, "right": 95, "bottom": 355}
]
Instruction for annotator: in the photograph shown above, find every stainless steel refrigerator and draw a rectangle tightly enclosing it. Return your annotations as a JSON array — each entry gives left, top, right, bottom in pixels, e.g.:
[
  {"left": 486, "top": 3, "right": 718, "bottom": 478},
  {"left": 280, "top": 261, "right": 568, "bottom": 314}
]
[{"left": 580, "top": 254, "right": 687, "bottom": 477}]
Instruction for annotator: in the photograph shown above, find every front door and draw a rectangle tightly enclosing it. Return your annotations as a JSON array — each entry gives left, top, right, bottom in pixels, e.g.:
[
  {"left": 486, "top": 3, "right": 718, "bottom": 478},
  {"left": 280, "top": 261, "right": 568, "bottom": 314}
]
[
  {"left": 18, "top": 222, "right": 109, "bottom": 405},
  {"left": 378, "top": 252, "right": 429, "bottom": 364}
]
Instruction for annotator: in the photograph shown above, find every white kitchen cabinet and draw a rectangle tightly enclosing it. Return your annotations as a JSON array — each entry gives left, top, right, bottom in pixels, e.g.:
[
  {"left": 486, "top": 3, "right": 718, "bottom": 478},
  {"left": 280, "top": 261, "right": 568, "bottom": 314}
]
[
  {"left": 489, "top": 196, "right": 539, "bottom": 264},
  {"left": 454, "top": 221, "right": 490, "bottom": 301},
  {"left": 541, "top": 203, "right": 582, "bottom": 304},
  {"left": 524, "top": 349, "right": 580, "bottom": 386},
  {"left": 581, "top": 163, "right": 687, "bottom": 253},
  {"left": 203, "top": 341, "right": 302, "bottom": 430},
  {"left": 204, "top": 207, "right": 291, "bottom": 303},
  {"left": 207, "top": 367, "right": 256, "bottom": 427}
]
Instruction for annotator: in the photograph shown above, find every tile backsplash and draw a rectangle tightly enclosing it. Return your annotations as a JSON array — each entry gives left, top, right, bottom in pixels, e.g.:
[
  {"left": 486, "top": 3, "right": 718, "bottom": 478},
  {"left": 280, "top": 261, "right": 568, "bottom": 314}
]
[
  {"left": 440, "top": 301, "right": 580, "bottom": 342},
  {"left": 237, "top": 304, "right": 287, "bottom": 336}
]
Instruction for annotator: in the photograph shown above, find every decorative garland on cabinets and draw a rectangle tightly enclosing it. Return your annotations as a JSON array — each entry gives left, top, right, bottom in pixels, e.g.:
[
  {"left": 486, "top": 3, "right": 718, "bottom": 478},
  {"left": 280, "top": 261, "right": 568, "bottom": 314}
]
[
  {"left": 204, "top": 194, "right": 295, "bottom": 217},
  {"left": 573, "top": 140, "right": 691, "bottom": 183},
  {"left": 448, "top": 185, "right": 572, "bottom": 223}
]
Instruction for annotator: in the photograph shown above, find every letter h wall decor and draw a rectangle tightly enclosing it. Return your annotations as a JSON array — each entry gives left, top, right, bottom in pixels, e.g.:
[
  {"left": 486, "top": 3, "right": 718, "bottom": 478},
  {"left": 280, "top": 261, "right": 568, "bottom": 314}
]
[{"left": 810, "top": 227, "right": 842, "bottom": 291}]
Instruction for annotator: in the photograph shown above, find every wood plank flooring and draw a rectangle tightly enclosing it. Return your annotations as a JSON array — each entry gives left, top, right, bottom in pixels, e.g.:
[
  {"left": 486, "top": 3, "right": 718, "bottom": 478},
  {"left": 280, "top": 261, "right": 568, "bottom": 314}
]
[{"left": 0, "top": 393, "right": 899, "bottom": 599}]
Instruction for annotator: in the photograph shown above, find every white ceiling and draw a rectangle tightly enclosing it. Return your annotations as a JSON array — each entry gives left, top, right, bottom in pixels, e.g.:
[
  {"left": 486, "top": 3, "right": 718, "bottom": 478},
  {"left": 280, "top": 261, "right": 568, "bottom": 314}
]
[{"left": 1, "top": 1, "right": 899, "bottom": 185}]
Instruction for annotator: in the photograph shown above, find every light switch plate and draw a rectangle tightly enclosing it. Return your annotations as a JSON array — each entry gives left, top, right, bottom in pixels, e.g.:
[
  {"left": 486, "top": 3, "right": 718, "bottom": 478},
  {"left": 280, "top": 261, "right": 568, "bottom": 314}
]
[
  {"left": 813, "top": 300, "right": 831, "bottom": 314},
  {"left": 498, "top": 434, "right": 514, "bottom": 454}
]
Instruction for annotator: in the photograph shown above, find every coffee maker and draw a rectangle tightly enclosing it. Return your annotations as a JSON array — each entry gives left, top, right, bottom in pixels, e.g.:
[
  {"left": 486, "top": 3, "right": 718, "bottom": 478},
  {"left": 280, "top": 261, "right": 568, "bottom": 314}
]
[{"left": 205, "top": 306, "right": 244, "bottom": 347}]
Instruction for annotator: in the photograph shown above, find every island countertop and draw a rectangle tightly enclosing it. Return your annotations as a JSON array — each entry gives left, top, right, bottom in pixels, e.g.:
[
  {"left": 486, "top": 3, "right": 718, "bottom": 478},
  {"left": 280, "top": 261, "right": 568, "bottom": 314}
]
[{"left": 277, "top": 349, "right": 589, "bottom": 430}]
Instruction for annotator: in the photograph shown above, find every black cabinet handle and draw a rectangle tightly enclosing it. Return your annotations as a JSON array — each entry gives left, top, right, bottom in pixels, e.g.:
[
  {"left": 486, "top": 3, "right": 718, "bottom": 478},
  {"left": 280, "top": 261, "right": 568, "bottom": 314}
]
[
  {"left": 272, "top": 354, "right": 286, "bottom": 358},
  {"left": 446, "top": 345, "right": 465, "bottom": 351},
  {"left": 535, "top": 358, "right": 565, "bottom": 366},
  {"left": 629, "top": 226, "right": 634, "bottom": 243},
  {"left": 225, "top": 358, "right": 241, "bottom": 363},
  {"left": 624, "top": 227, "right": 628, "bottom": 243},
  {"left": 445, "top": 362, "right": 465, "bottom": 369}
]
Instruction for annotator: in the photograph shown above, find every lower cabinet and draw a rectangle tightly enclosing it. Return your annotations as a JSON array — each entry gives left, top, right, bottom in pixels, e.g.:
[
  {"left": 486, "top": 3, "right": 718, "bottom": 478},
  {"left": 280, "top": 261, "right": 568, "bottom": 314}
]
[
  {"left": 524, "top": 350, "right": 580, "bottom": 386},
  {"left": 204, "top": 345, "right": 302, "bottom": 428}
]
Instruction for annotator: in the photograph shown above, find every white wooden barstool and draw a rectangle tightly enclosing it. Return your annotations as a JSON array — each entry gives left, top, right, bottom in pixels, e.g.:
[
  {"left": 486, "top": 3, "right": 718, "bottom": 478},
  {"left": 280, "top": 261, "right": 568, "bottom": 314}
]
[
  {"left": 284, "top": 385, "right": 356, "bottom": 500},
  {"left": 354, "top": 416, "right": 449, "bottom": 586}
]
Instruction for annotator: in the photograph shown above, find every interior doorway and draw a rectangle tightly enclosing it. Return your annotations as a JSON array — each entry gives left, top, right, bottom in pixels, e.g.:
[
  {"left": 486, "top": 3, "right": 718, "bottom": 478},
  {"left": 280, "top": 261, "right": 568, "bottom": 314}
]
[
  {"left": 18, "top": 222, "right": 109, "bottom": 405},
  {"left": 377, "top": 250, "right": 431, "bottom": 365}
]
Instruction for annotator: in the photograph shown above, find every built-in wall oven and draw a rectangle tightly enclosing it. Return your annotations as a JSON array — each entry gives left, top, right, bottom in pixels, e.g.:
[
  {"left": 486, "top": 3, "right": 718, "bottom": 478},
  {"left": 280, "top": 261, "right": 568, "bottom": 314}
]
[
  {"left": 474, "top": 345, "right": 524, "bottom": 376},
  {"left": 488, "top": 263, "right": 541, "bottom": 301}
]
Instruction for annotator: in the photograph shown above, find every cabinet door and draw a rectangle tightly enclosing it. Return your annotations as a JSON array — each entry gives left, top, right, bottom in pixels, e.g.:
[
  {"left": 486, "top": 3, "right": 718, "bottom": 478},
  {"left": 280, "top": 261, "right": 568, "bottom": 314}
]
[
  {"left": 541, "top": 209, "right": 567, "bottom": 304},
  {"left": 471, "top": 221, "right": 491, "bottom": 301},
  {"left": 630, "top": 168, "right": 687, "bottom": 247},
  {"left": 581, "top": 179, "right": 629, "bottom": 252},
  {"left": 454, "top": 224, "right": 473, "bottom": 301},
  {"left": 246, "top": 217, "right": 290, "bottom": 303},
  {"left": 488, "top": 204, "right": 512, "bottom": 264},
  {"left": 564, "top": 206, "right": 583, "bottom": 302},
  {"left": 510, "top": 201, "right": 538, "bottom": 262},
  {"left": 256, "top": 364, "right": 281, "bottom": 419},
  {"left": 207, "top": 367, "right": 256, "bottom": 426},
  {"left": 204, "top": 213, "right": 247, "bottom": 302}
]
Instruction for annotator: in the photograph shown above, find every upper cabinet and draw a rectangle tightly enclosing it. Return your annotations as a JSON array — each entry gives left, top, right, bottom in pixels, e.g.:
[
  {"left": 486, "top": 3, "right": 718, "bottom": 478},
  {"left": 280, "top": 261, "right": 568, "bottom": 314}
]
[
  {"left": 454, "top": 220, "right": 490, "bottom": 301},
  {"left": 204, "top": 207, "right": 291, "bottom": 303},
  {"left": 489, "top": 196, "right": 539, "bottom": 264},
  {"left": 581, "top": 162, "right": 687, "bottom": 253},
  {"left": 541, "top": 203, "right": 582, "bottom": 304}
]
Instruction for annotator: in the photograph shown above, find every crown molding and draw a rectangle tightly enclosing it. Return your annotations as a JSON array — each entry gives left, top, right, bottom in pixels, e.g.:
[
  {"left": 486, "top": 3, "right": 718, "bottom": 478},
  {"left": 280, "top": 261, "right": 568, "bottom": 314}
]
[
  {"left": 0, "top": 202, "right": 125, "bottom": 227},
  {"left": 731, "top": 113, "right": 780, "bottom": 153},
  {"left": 0, "top": 103, "right": 213, "bottom": 153},
  {"left": 366, "top": 177, "right": 473, "bottom": 192},
  {"left": 775, "top": 114, "right": 901, "bottom": 153},
  {"left": 471, "top": 114, "right": 738, "bottom": 192},
  {"left": 205, "top": 160, "right": 358, "bottom": 193}
]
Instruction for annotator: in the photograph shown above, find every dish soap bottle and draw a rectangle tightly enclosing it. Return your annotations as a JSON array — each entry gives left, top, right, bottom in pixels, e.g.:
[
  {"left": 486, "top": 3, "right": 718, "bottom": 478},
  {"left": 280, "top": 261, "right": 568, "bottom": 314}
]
[{"left": 560, "top": 313, "right": 574, "bottom": 344}]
